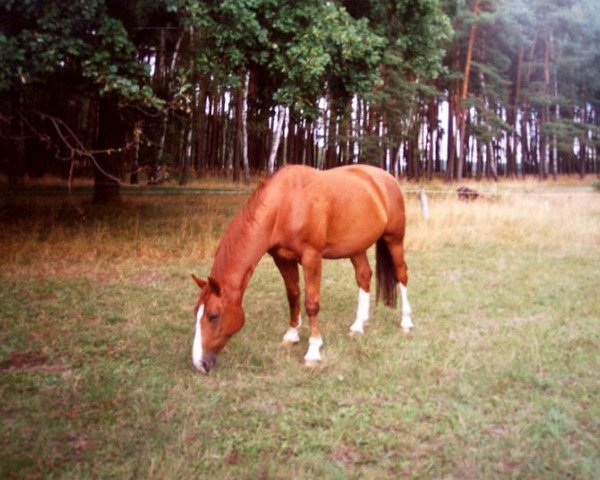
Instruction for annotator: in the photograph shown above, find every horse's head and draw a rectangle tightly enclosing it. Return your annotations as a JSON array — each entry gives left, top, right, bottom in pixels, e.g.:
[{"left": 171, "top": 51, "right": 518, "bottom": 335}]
[{"left": 191, "top": 274, "right": 245, "bottom": 374}]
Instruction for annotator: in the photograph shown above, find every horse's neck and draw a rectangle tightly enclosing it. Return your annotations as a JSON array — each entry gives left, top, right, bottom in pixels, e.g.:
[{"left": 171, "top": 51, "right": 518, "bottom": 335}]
[{"left": 210, "top": 200, "right": 274, "bottom": 295}]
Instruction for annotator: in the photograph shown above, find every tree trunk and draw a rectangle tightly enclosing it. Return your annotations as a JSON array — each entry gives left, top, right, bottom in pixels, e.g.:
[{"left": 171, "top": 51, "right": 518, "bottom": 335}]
[
  {"left": 538, "top": 34, "right": 551, "bottom": 180},
  {"left": 426, "top": 97, "right": 437, "bottom": 180},
  {"left": 446, "top": 92, "right": 456, "bottom": 180},
  {"left": 340, "top": 98, "right": 352, "bottom": 165},
  {"left": 579, "top": 132, "right": 587, "bottom": 179},
  {"left": 364, "top": 102, "right": 380, "bottom": 166},
  {"left": 129, "top": 121, "right": 141, "bottom": 184},
  {"left": 93, "top": 95, "right": 125, "bottom": 204},
  {"left": 267, "top": 106, "right": 285, "bottom": 175},
  {"left": 285, "top": 117, "right": 294, "bottom": 165},
  {"left": 487, "top": 141, "right": 498, "bottom": 181},
  {"left": 325, "top": 93, "right": 337, "bottom": 169},
  {"left": 241, "top": 72, "right": 250, "bottom": 183},
  {"left": 507, "top": 44, "right": 523, "bottom": 178},
  {"left": 456, "top": 0, "right": 480, "bottom": 182},
  {"left": 233, "top": 83, "right": 243, "bottom": 182},
  {"left": 6, "top": 90, "right": 26, "bottom": 186},
  {"left": 476, "top": 119, "right": 483, "bottom": 179},
  {"left": 181, "top": 122, "right": 192, "bottom": 185},
  {"left": 195, "top": 83, "right": 208, "bottom": 176},
  {"left": 180, "top": 26, "right": 196, "bottom": 185}
]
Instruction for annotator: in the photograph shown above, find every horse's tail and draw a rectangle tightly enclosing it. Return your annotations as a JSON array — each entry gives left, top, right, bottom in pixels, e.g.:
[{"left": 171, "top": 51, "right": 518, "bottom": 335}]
[{"left": 376, "top": 238, "right": 397, "bottom": 308}]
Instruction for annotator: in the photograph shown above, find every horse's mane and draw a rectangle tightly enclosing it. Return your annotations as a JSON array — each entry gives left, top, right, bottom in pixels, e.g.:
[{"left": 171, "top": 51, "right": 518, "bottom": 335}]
[{"left": 210, "top": 179, "right": 269, "bottom": 278}]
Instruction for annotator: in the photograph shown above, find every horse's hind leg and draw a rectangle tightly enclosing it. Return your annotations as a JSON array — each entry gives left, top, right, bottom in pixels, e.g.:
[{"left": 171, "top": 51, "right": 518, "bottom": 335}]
[
  {"left": 399, "top": 280, "right": 413, "bottom": 333},
  {"left": 272, "top": 254, "right": 302, "bottom": 344},
  {"left": 385, "top": 239, "right": 414, "bottom": 333},
  {"left": 349, "top": 252, "right": 372, "bottom": 335}
]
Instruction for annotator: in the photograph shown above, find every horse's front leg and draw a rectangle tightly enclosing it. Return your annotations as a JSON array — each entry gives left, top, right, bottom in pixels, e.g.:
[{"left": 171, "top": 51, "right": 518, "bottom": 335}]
[
  {"left": 271, "top": 254, "right": 302, "bottom": 344},
  {"left": 301, "top": 250, "right": 323, "bottom": 366}
]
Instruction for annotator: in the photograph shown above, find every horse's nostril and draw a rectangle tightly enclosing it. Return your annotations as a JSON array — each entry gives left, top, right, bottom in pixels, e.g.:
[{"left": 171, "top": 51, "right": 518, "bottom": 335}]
[
  {"left": 205, "top": 354, "right": 217, "bottom": 371},
  {"left": 201, "top": 360, "right": 211, "bottom": 374},
  {"left": 192, "top": 354, "right": 216, "bottom": 374},
  {"left": 192, "top": 358, "right": 209, "bottom": 374}
]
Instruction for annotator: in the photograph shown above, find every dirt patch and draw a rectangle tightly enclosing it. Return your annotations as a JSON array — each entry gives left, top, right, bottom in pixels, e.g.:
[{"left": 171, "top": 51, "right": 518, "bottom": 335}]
[
  {"left": 0, "top": 351, "right": 70, "bottom": 373},
  {"left": 332, "top": 446, "right": 361, "bottom": 468},
  {"left": 64, "top": 432, "right": 97, "bottom": 460}
]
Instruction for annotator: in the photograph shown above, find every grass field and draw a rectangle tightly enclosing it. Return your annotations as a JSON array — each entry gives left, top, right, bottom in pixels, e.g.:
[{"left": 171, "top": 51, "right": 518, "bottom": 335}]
[{"left": 1, "top": 177, "right": 599, "bottom": 479}]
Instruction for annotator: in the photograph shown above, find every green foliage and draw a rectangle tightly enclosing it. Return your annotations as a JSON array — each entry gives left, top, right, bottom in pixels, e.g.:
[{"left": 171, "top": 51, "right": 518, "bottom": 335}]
[
  {"left": 393, "top": 0, "right": 453, "bottom": 79},
  {"left": 345, "top": 0, "right": 452, "bottom": 139},
  {"left": 189, "top": 0, "right": 385, "bottom": 117},
  {"left": 273, "top": 2, "right": 384, "bottom": 116},
  {"left": 0, "top": 34, "right": 24, "bottom": 91},
  {"left": 0, "top": 0, "right": 157, "bottom": 105},
  {"left": 344, "top": 0, "right": 452, "bottom": 80},
  {"left": 3, "top": 0, "right": 598, "bottom": 181}
]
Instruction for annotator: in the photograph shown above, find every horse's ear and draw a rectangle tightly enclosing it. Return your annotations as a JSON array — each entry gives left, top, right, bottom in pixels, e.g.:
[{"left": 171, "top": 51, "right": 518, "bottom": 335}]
[
  {"left": 191, "top": 274, "right": 207, "bottom": 289},
  {"left": 208, "top": 276, "right": 222, "bottom": 296}
]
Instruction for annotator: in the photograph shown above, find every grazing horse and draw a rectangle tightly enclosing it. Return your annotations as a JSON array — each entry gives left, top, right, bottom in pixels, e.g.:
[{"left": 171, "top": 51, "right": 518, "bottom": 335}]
[
  {"left": 191, "top": 164, "right": 413, "bottom": 374},
  {"left": 457, "top": 186, "right": 479, "bottom": 202}
]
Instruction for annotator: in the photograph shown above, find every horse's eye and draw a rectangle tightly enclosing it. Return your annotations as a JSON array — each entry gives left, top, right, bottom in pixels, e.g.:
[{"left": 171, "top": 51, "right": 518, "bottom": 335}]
[{"left": 207, "top": 312, "right": 220, "bottom": 324}]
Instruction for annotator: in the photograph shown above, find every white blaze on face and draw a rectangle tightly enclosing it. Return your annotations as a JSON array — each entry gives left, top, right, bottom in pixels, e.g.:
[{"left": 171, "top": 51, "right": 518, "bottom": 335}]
[{"left": 192, "top": 304, "right": 205, "bottom": 371}]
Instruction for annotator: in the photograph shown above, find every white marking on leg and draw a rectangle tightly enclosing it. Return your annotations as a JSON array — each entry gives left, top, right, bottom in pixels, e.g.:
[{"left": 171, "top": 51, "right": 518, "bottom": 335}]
[
  {"left": 304, "top": 336, "right": 323, "bottom": 363},
  {"left": 350, "top": 288, "right": 370, "bottom": 334},
  {"left": 282, "top": 314, "right": 302, "bottom": 344},
  {"left": 283, "top": 327, "right": 300, "bottom": 344},
  {"left": 399, "top": 283, "right": 414, "bottom": 333},
  {"left": 192, "top": 304, "right": 205, "bottom": 371}
]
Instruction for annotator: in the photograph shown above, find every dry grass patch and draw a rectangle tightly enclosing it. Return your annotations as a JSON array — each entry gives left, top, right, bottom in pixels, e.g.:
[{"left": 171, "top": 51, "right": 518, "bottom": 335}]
[{"left": 405, "top": 189, "right": 600, "bottom": 256}]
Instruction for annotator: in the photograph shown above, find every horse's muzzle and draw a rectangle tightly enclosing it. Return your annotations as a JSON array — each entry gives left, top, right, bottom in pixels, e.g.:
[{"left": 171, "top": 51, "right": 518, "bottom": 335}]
[{"left": 193, "top": 352, "right": 217, "bottom": 374}]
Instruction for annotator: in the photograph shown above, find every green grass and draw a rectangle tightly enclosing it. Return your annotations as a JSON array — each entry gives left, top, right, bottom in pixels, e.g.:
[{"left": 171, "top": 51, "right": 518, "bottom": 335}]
[{"left": 1, "top": 180, "right": 599, "bottom": 479}]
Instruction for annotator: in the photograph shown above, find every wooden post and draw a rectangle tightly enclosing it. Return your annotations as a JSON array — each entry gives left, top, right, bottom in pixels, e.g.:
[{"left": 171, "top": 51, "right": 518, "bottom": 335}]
[{"left": 419, "top": 187, "right": 430, "bottom": 221}]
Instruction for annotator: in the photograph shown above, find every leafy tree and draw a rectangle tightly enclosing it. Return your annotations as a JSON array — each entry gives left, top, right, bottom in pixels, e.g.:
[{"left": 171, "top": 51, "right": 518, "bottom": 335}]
[
  {"left": 0, "top": 0, "right": 158, "bottom": 200},
  {"left": 344, "top": 0, "right": 451, "bottom": 173},
  {"left": 2, "top": 0, "right": 598, "bottom": 190}
]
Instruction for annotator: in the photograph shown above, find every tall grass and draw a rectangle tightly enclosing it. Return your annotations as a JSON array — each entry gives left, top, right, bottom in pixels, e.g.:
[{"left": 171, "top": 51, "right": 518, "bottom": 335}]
[
  {"left": 0, "top": 194, "right": 247, "bottom": 277},
  {"left": 406, "top": 191, "right": 599, "bottom": 256},
  {"left": 1, "top": 178, "right": 599, "bottom": 479}
]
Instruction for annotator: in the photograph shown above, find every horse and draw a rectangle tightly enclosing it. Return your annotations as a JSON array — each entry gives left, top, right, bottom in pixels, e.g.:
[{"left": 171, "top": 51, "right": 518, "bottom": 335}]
[
  {"left": 457, "top": 186, "right": 479, "bottom": 202},
  {"left": 191, "top": 164, "right": 413, "bottom": 374}
]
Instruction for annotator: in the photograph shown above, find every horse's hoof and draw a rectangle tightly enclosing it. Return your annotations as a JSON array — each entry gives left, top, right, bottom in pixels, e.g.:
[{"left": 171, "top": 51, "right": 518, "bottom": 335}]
[
  {"left": 304, "top": 359, "right": 321, "bottom": 368},
  {"left": 282, "top": 328, "right": 300, "bottom": 345},
  {"left": 282, "top": 338, "right": 299, "bottom": 346},
  {"left": 348, "top": 328, "right": 364, "bottom": 337},
  {"left": 402, "top": 326, "right": 413, "bottom": 335}
]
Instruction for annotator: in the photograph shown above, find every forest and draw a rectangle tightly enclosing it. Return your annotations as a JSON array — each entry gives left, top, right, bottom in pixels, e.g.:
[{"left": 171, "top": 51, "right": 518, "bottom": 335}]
[{"left": 1, "top": 0, "right": 600, "bottom": 202}]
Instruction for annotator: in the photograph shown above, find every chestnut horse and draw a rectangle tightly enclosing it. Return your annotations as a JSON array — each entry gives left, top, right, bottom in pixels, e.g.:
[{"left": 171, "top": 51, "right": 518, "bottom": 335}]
[{"left": 191, "top": 164, "right": 413, "bottom": 373}]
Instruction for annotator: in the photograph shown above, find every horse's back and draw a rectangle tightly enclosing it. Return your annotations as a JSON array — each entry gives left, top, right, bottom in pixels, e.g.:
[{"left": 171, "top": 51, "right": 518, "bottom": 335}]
[
  {"left": 328, "top": 165, "right": 406, "bottom": 240},
  {"left": 272, "top": 164, "right": 399, "bottom": 198},
  {"left": 266, "top": 165, "right": 405, "bottom": 259}
]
